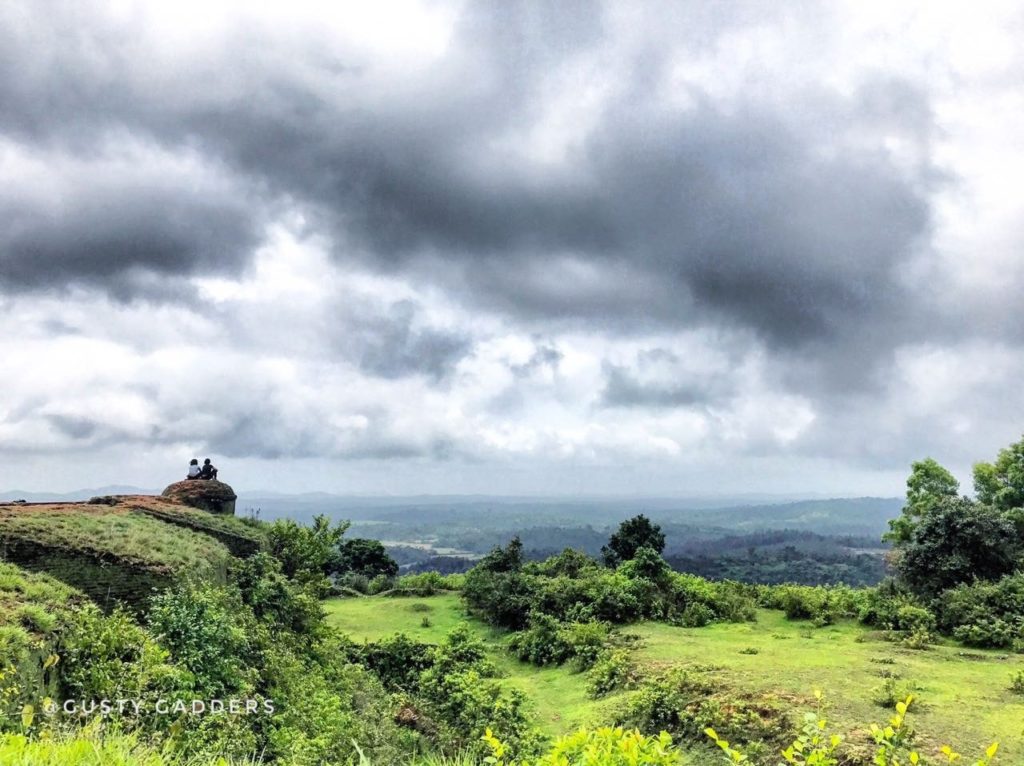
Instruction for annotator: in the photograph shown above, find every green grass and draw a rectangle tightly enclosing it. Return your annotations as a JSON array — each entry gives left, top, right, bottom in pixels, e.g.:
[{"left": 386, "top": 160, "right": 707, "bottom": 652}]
[
  {"left": 127, "top": 499, "right": 267, "bottom": 545},
  {"left": 0, "top": 730, "right": 261, "bottom": 765},
  {"left": 0, "top": 510, "right": 232, "bottom": 577},
  {"left": 323, "top": 595, "right": 616, "bottom": 735},
  {"left": 325, "top": 597, "right": 1024, "bottom": 761},
  {"left": 630, "top": 610, "right": 1024, "bottom": 761}
]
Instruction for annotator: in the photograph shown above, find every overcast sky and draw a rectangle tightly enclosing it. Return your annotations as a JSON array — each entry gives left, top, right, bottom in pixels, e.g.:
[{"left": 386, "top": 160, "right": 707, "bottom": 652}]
[{"left": 2, "top": 1, "right": 1023, "bottom": 496}]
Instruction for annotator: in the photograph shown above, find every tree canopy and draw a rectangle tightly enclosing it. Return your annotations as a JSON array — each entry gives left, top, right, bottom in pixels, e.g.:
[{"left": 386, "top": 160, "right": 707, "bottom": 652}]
[
  {"left": 602, "top": 515, "right": 665, "bottom": 567},
  {"left": 973, "top": 435, "right": 1024, "bottom": 512}
]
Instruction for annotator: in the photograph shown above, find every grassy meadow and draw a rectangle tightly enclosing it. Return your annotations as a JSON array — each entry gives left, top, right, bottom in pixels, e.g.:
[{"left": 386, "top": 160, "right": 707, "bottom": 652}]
[{"left": 324, "top": 594, "right": 1024, "bottom": 761}]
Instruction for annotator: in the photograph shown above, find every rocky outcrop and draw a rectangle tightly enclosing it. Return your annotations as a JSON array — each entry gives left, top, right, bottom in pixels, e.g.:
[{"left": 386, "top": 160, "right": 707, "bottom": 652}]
[{"left": 161, "top": 480, "right": 238, "bottom": 515}]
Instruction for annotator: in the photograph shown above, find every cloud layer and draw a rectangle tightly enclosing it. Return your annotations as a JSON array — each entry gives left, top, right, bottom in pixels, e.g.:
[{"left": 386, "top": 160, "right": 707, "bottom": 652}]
[{"left": 2, "top": 0, "right": 1023, "bottom": 494}]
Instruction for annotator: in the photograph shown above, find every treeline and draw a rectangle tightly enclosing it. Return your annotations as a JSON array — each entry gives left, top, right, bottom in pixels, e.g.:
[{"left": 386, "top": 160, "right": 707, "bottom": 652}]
[{"left": 390, "top": 527, "right": 889, "bottom": 585}]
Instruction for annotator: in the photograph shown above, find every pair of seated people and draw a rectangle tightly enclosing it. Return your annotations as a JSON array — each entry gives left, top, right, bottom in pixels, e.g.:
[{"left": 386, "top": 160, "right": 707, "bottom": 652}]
[{"left": 187, "top": 458, "right": 218, "bottom": 480}]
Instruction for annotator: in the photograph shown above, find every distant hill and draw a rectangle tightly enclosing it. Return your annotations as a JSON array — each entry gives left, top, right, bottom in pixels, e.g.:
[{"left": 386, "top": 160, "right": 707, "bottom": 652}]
[
  {"left": 668, "top": 497, "right": 903, "bottom": 536},
  {"left": 232, "top": 493, "right": 901, "bottom": 537},
  {"left": 0, "top": 485, "right": 157, "bottom": 502}
]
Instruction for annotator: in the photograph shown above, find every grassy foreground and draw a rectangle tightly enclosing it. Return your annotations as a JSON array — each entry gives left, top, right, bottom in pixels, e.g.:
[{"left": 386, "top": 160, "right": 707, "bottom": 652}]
[{"left": 324, "top": 594, "right": 1024, "bottom": 761}]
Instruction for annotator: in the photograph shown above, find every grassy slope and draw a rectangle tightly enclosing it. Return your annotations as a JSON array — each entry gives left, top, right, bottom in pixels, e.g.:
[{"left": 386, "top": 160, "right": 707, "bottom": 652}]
[
  {"left": 323, "top": 594, "right": 620, "bottom": 735},
  {"left": 0, "top": 505, "right": 232, "bottom": 577},
  {"left": 0, "top": 562, "right": 80, "bottom": 650},
  {"left": 632, "top": 611, "right": 1024, "bottom": 761},
  {"left": 126, "top": 497, "right": 266, "bottom": 543},
  {"left": 324, "top": 596, "right": 1024, "bottom": 761}
]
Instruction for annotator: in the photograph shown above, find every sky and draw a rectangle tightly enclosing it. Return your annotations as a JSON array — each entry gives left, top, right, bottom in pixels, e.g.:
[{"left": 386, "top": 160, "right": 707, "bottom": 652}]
[{"left": 2, "top": 0, "right": 1023, "bottom": 496}]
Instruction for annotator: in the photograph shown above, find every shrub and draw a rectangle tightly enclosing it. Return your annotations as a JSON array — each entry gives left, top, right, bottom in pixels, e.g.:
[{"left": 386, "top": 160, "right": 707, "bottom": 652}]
[
  {"left": 872, "top": 678, "right": 920, "bottom": 709},
  {"left": 508, "top": 616, "right": 611, "bottom": 669},
  {"left": 147, "top": 583, "right": 258, "bottom": 699},
  {"left": 671, "top": 575, "right": 756, "bottom": 625},
  {"left": 1009, "top": 670, "right": 1024, "bottom": 696},
  {"left": 858, "top": 584, "right": 936, "bottom": 634},
  {"left": 534, "top": 548, "right": 601, "bottom": 579},
  {"left": 60, "top": 605, "right": 191, "bottom": 728},
  {"left": 0, "top": 729, "right": 256, "bottom": 765},
  {"left": 508, "top": 614, "right": 571, "bottom": 666},
  {"left": 679, "top": 602, "right": 714, "bottom": 628},
  {"left": 265, "top": 515, "right": 348, "bottom": 588},
  {"left": 231, "top": 552, "right": 325, "bottom": 637},
  {"left": 586, "top": 650, "right": 638, "bottom": 698},
  {"left": 359, "top": 634, "right": 436, "bottom": 691},
  {"left": 485, "top": 726, "right": 684, "bottom": 766},
  {"left": 618, "top": 670, "right": 789, "bottom": 751},
  {"left": 938, "top": 573, "right": 1024, "bottom": 649},
  {"left": 367, "top": 574, "right": 397, "bottom": 595},
  {"left": 560, "top": 621, "right": 611, "bottom": 670},
  {"left": 770, "top": 584, "right": 864, "bottom": 626},
  {"left": 463, "top": 540, "right": 537, "bottom": 630},
  {"left": 397, "top": 571, "right": 463, "bottom": 594}
]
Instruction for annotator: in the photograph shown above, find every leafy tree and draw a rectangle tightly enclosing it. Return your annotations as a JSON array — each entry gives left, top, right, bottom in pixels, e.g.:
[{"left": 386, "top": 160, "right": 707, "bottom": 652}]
[
  {"left": 230, "top": 552, "right": 325, "bottom": 637},
  {"left": 602, "top": 515, "right": 665, "bottom": 567},
  {"left": 885, "top": 458, "right": 959, "bottom": 544},
  {"left": 265, "top": 515, "right": 349, "bottom": 586},
  {"left": 974, "top": 434, "right": 1024, "bottom": 511},
  {"left": 894, "top": 496, "right": 1019, "bottom": 599},
  {"left": 463, "top": 538, "right": 536, "bottom": 629},
  {"left": 335, "top": 538, "right": 399, "bottom": 578},
  {"left": 478, "top": 536, "right": 525, "bottom": 573}
]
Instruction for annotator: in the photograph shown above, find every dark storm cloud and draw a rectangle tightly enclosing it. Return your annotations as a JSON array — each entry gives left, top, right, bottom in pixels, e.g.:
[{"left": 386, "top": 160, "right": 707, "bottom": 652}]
[
  {"left": 197, "top": 410, "right": 454, "bottom": 461},
  {"left": 599, "top": 349, "right": 735, "bottom": 409},
  {"left": 346, "top": 300, "right": 472, "bottom": 382},
  {"left": 0, "top": 1, "right": 937, "bottom": 387},
  {"left": 601, "top": 365, "right": 709, "bottom": 409},
  {"left": 0, "top": 145, "right": 263, "bottom": 293}
]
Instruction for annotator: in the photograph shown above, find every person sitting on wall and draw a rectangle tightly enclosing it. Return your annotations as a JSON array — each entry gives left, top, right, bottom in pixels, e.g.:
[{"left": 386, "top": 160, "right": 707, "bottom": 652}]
[
  {"left": 187, "top": 458, "right": 201, "bottom": 480},
  {"left": 199, "top": 458, "right": 219, "bottom": 480}
]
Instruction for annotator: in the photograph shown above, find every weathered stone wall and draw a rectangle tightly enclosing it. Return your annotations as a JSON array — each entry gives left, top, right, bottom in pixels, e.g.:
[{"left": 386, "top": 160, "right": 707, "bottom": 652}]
[{"left": 0, "top": 538, "right": 175, "bottom": 614}]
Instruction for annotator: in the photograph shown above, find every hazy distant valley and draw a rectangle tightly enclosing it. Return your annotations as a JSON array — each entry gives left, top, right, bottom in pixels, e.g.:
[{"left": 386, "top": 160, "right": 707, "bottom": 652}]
[{"left": 229, "top": 494, "right": 899, "bottom": 585}]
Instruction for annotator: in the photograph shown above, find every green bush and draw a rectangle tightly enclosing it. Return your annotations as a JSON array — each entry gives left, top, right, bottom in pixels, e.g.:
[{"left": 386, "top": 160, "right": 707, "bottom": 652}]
[
  {"left": 359, "top": 633, "right": 436, "bottom": 691},
  {"left": 484, "top": 726, "right": 684, "bottom": 766},
  {"left": 60, "top": 605, "right": 191, "bottom": 729},
  {"left": 559, "top": 621, "right": 611, "bottom": 670},
  {"left": 768, "top": 584, "right": 864, "bottom": 626},
  {"left": 617, "top": 670, "right": 789, "bottom": 752},
  {"left": 586, "top": 649, "right": 637, "bottom": 698},
  {"left": 709, "top": 695, "right": 1001, "bottom": 766},
  {"left": 508, "top": 614, "right": 572, "bottom": 666},
  {"left": 938, "top": 573, "right": 1024, "bottom": 649},
  {"left": 671, "top": 574, "right": 757, "bottom": 625},
  {"left": 231, "top": 552, "right": 325, "bottom": 637},
  {"left": 147, "top": 583, "right": 258, "bottom": 699},
  {"left": 0, "top": 729, "right": 257, "bottom": 765},
  {"left": 678, "top": 602, "right": 715, "bottom": 628},
  {"left": 507, "top": 616, "right": 610, "bottom": 669},
  {"left": 398, "top": 572, "right": 464, "bottom": 594}
]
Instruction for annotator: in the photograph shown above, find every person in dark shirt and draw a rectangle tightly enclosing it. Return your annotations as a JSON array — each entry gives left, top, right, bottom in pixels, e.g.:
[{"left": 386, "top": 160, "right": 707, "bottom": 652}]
[{"left": 199, "top": 458, "right": 218, "bottom": 480}]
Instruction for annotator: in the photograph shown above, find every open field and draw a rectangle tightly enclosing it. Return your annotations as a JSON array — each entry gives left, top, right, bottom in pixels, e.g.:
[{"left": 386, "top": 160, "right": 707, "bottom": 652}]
[{"left": 324, "top": 594, "right": 1024, "bottom": 761}]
